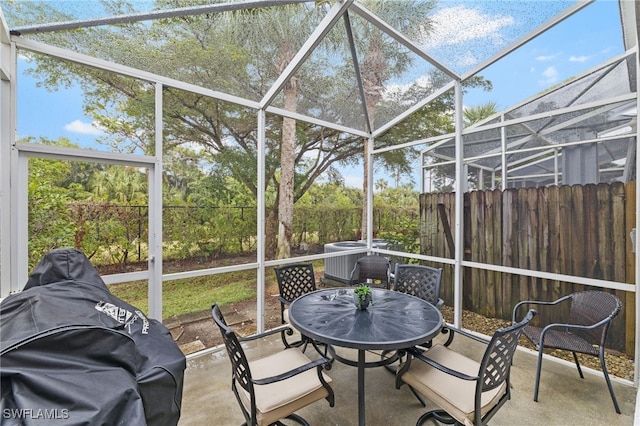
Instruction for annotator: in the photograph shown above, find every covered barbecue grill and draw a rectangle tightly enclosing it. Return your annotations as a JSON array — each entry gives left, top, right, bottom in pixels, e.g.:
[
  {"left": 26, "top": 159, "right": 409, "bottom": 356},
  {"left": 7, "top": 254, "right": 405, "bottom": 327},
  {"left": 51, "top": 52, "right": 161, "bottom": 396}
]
[{"left": 0, "top": 248, "right": 186, "bottom": 425}]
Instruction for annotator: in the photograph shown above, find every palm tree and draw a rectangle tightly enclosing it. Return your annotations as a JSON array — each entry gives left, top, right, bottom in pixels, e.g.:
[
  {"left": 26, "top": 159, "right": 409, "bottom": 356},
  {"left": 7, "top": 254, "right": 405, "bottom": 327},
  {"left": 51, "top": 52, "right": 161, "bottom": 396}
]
[
  {"left": 353, "top": 0, "right": 436, "bottom": 239},
  {"left": 89, "top": 166, "right": 147, "bottom": 204},
  {"left": 464, "top": 102, "right": 498, "bottom": 126}
]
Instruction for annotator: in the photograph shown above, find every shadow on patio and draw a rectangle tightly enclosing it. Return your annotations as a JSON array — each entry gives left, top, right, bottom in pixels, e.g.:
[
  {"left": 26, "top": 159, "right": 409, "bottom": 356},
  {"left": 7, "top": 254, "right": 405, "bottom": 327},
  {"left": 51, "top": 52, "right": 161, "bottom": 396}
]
[{"left": 178, "top": 329, "right": 636, "bottom": 425}]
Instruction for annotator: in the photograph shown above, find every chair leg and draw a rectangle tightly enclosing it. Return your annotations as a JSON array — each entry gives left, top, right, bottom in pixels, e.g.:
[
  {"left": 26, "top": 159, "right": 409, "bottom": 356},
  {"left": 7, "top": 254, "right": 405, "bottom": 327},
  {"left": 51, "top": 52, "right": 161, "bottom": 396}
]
[
  {"left": 300, "top": 337, "right": 310, "bottom": 353},
  {"left": 409, "top": 386, "right": 427, "bottom": 407},
  {"left": 309, "top": 340, "right": 334, "bottom": 364},
  {"left": 417, "top": 410, "right": 456, "bottom": 426},
  {"left": 382, "top": 349, "right": 427, "bottom": 407},
  {"left": 381, "top": 349, "right": 398, "bottom": 374},
  {"left": 599, "top": 349, "right": 621, "bottom": 414},
  {"left": 278, "top": 413, "right": 310, "bottom": 425},
  {"left": 572, "top": 351, "right": 584, "bottom": 379},
  {"left": 281, "top": 329, "right": 304, "bottom": 349},
  {"left": 533, "top": 347, "right": 544, "bottom": 402},
  {"left": 442, "top": 328, "right": 454, "bottom": 347}
]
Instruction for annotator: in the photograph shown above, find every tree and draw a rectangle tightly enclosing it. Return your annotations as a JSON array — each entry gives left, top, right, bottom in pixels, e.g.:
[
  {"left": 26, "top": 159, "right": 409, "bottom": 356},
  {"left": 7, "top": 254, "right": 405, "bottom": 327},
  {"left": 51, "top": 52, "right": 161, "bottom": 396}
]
[
  {"left": 223, "top": 4, "right": 328, "bottom": 259},
  {"left": 375, "top": 183, "right": 419, "bottom": 207},
  {"left": 378, "top": 82, "right": 494, "bottom": 193},
  {"left": 24, "top": 137, "right": 92, "bottom": 265},
  {"left": 7, "top": 0, "right": 489, "bottom": 259},
  {"left": 464, "top": 102, "right": 498, "bottom": 126},
  {"left": 88, "top": 166, "right": 147, "bottom": 204},
  {"left": 350, "top": 0, "right": 436, "bottom": 240}
]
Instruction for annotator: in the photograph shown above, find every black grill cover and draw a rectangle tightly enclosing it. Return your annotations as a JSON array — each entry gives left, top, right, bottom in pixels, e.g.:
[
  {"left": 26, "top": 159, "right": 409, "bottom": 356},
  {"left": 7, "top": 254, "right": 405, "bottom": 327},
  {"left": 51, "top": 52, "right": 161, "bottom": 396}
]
[{"left": 0, "top": 248, "right": 186, "bottom": 425}]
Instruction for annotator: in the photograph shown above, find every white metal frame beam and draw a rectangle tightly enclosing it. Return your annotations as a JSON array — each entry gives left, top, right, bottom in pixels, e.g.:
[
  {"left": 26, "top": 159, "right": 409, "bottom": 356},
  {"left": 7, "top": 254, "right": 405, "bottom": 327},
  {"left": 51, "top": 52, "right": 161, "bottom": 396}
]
[
  {"left": 453, "top": 80, "right": 464, "bottom": 328},
  {"left": 634, "top": 7, "right": 640, "bottom": 384},
  {"left": 0, "top": 8, "right": 12, "bottom": 297},
  {"left": 342, "top": 11, "right": 371, "bottom": 133},
  {"left": 11, "top": 1, "right": 309, "bottom": 35},
  {"left": 15, "top": 37, "right": 259, "bottom": 110},
  {"left": 148, "top": 83, "right": 164, "bottom": 320},
  {"left": 256, "top": 109, "right": 266, "bottom": 332}
]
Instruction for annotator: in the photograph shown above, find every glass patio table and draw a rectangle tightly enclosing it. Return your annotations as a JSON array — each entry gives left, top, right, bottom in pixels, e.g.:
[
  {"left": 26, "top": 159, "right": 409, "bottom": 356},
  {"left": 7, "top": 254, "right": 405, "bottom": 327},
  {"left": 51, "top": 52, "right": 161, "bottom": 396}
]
[{"left": 288, "top": 287, "right": 443, "bottom": 426}]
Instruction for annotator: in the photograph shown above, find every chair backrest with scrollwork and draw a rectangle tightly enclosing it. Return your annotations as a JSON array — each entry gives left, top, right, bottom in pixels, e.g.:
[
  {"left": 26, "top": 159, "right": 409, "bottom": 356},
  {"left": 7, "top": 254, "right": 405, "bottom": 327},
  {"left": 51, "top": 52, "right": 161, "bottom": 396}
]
[
  {"left": 274, "top": 263, "right": 317, "bottom": 303},
  {"left": 393, "top": 264, "right": 443, "bottom": 308}
]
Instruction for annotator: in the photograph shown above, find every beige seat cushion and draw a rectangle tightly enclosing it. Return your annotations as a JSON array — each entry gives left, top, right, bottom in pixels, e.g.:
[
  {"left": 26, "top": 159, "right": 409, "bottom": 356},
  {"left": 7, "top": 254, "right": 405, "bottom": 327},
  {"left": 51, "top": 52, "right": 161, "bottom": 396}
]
[
  {"left": 399, "top": 344, "right": 506, "bottom": 426},
  {"left": 237, "top": 348, "right": 332, "bottom": 426},
  {"left": 283, "top": 307, "right": 290, "bottom": 324}
]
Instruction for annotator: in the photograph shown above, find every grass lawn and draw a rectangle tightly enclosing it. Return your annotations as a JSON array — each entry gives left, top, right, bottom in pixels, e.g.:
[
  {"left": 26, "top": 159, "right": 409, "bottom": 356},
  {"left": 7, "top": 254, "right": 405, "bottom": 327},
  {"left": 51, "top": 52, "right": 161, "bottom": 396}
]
[
  {"left": 108, "top": 260, "right": 325, "bottom": 319},
  {"left": 109, "top": 269, "right": 263, "bottom": 319}
]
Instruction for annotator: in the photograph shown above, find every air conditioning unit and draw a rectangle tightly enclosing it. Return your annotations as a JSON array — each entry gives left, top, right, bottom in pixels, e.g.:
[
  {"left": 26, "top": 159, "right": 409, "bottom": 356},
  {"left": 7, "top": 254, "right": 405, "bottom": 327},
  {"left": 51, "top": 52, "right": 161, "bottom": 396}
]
[{"left": 323, "top": 241, "right": 367, "bottom": 283}]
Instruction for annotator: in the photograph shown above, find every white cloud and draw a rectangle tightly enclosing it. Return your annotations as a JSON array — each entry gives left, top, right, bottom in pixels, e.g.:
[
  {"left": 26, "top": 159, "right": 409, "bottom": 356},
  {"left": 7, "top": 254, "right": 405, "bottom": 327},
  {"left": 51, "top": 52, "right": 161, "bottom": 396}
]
[
  {"left": 64, "top": 119, "right": 104, "bottom": 135},
  {"left": 420, "top": 5, "right": 514, "bottom": 49},
  {"left": 384, "top": 76, "right": 433, "bottom": 102},
  {"left": 569, "top": 55, "right": 590, "bottom": 63},
  {"left": 600, "top": 46, "right": 615, "bottom": 55},
  {"left": 539, "top": 66, "right": 559, "bottom": 86},
  {"left": 535, "top": 54, "right": 559, "bottom": 61}
]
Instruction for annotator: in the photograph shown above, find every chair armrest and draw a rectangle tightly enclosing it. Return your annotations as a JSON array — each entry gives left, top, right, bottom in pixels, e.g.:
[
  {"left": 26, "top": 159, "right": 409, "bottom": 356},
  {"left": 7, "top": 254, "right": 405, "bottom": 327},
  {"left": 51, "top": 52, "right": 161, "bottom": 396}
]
[
  {"left": 239, "top": 324, "right": 293, "bottom": 342},
  {"left": 277, "top": 295, "right": 290, "bottom": 305},
  {"left": 252, "top": 356, "right": 331, "bottom": 385},
  {"left": 540, "top": 316, "right": 613, "bottom": 335},
  {"left": 406, "top": 347, "right": 479, "bottom": 382},
  {"left": 441, "top": 325, "right": 491, "bottom": 346},
  {"left": 512, "top": 294, "right": 571, "bottom": 322}
]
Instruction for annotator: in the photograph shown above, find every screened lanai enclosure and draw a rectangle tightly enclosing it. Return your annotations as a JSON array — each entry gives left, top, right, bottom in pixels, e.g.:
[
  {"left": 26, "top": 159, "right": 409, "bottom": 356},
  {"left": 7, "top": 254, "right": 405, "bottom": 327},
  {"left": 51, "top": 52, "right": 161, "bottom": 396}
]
[{"left": 0, "top": 0, "right": 639, "bottom": 383}]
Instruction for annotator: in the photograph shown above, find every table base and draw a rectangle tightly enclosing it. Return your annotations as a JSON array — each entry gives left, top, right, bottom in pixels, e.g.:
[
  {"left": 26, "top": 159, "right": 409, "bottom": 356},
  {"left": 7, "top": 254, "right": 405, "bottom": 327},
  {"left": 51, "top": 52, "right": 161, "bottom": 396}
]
[{"left": 328, "top": 346, "right": 402, "bottom": 426}]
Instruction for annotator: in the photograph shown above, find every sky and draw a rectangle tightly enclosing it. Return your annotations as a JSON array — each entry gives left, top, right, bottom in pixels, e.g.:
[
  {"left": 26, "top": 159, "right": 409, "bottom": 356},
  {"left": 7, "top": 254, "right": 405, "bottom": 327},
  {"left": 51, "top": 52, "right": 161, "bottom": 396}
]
[{"left": 10, "top": 0, "right": 627, "bottom": 189}]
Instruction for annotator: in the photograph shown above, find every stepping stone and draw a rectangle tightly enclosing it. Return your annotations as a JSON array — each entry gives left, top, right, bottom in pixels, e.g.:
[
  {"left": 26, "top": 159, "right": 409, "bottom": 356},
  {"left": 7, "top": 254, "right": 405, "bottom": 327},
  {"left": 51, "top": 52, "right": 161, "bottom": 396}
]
[{"left": 180, "top": 340, "right": 205, "bottom": 355}]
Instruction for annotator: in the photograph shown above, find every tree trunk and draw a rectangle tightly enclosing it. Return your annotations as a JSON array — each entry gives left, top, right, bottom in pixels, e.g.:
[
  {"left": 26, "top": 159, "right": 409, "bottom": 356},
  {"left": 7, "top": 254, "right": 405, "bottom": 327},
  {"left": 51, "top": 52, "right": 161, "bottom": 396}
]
[
  {"left": 360, "top": 34, "right": 385, "bottom": 240},
  {"left": 265, "top": 206, "right": 278, "bottom": 260},
  {"left": 361, "top": 138, "right": 369, "bottom": 240},
  {"left": 275, "top": 42, "right": 298, "bottom": 260},
  {"left": 277, "top": 84, "right": 297, "bottom": 259}
]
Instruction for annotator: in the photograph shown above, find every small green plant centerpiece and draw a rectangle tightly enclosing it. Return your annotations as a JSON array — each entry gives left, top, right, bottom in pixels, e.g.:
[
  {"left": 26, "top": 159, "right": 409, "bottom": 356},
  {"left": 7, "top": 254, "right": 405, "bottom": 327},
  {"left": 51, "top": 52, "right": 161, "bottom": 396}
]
[{"left": 353, "top": 284, "right": 373, "bottom": 310}]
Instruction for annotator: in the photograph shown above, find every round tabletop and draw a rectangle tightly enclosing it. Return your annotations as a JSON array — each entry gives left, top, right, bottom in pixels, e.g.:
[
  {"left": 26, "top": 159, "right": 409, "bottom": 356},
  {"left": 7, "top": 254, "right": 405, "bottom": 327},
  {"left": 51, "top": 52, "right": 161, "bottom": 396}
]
[{"left": 288, "top": 287, "right": 443, "bottom": 351}]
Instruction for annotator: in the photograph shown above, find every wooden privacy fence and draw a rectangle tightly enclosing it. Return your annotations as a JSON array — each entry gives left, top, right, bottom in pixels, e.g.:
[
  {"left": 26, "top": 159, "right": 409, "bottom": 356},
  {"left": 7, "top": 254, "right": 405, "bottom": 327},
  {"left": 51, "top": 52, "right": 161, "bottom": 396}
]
[{"left": 420, "top": 182, "right": 636, "bottom": 354}]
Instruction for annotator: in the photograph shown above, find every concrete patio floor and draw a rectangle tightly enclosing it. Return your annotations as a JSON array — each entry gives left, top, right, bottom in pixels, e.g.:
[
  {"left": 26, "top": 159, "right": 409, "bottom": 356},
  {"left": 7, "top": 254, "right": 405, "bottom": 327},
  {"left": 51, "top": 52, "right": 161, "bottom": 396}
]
[{"left": 178, "top": 330, "right": 637, "bottom": 426}]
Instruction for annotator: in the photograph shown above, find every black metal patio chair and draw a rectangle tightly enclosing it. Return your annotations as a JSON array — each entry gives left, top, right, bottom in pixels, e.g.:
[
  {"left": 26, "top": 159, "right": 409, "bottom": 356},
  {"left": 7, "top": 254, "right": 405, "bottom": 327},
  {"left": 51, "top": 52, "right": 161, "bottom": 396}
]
[
  {"left": 349, "top": 255, "right": 391, "bottom": 289},
  {"left": 512, "top": 290, "right": 622, "bottom": 414},
  {"left": 393, "top": 264, "right": 444, "bottom": 309},
  {"left": 274, "top": 263, "right": 318, "bottom": 350},
  {"left": 396, "top": 309, "right": 537, "bottom": 426},
  {"left": 382, "top": 263, "right": 446, "bottom": 406},
  {"left": 383, "top": 263, "right": 449, "bottom": 366},
  {"left": 212, "top": 304, "right": 334, "bottom": 426}
]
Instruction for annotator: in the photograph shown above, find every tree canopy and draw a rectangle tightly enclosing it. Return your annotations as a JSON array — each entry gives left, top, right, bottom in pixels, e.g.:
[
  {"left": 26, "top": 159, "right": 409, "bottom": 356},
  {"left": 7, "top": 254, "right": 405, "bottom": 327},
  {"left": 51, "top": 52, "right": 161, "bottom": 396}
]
[{"left": 7, "top": 0, "right": 492, "bottom": 258}]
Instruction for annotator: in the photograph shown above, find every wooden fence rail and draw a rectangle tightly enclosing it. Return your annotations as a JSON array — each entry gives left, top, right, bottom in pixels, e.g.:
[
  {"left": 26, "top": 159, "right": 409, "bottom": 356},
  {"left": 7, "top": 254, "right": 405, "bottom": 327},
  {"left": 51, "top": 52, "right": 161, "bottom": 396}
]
[{"left": 420, "top": 182, "right": 635, "bottom": 354}]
